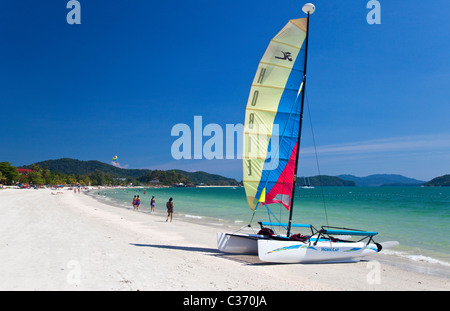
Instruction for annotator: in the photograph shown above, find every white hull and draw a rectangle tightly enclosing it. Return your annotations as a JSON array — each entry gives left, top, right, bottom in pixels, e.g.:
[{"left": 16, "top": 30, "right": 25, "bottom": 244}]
[
  {"left": 258, "top": 239, "right": 379, "bottom": 263},
  {"left": 217, "top": 232, "right": 267, "bottom": 254}
]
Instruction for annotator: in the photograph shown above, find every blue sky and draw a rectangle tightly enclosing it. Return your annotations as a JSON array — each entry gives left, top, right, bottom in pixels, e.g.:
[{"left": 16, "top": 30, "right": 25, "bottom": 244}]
[{"left": 1, "top": 1, "right": 449, "bottom": 181}]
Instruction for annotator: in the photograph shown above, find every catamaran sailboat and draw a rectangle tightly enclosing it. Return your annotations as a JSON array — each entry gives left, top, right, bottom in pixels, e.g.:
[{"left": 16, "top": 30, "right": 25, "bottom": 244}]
[{"left": 217, "top": 3, "right": 398, "bottom": 263}]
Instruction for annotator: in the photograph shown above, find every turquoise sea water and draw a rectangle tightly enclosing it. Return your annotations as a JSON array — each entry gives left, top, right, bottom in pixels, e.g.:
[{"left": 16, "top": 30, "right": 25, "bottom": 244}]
[{"left": 94, "top": 186, "right": 450, "bottom": 266}]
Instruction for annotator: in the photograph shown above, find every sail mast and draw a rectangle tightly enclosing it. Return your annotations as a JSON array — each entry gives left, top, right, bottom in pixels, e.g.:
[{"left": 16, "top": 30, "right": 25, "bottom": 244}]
[{"left": 287, "top": 3, "right": 315, "bottom": 237}]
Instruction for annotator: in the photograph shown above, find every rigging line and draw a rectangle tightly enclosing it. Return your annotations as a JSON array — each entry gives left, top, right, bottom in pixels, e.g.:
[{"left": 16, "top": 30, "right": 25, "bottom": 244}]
[
  {"left": 305, "top": 89, "right": 329, "bottom": 227},
  {"left": 232, "top": 224, "right": 256, "bottom": 235},
  {"left": 246, "top": 203, "right": 258, "bottom": 231},
  {"left": 238, "top": 208, "right": 257, "bottom": 234},
  {"left": 249, "top": 209, "right": 256, "bottom": 226},
  {"left": 265, "top": 204, "right": 287, "bottom": 234}
]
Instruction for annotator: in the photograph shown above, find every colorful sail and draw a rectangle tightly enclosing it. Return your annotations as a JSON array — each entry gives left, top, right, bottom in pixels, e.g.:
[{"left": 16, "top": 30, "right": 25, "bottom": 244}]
[{"left": 243, "top": 18, "right": 308, "bottom": 211}]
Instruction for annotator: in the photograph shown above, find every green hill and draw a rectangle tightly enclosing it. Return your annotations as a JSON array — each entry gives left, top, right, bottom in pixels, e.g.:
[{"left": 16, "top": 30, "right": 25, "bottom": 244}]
[
  {"left": 137, "top": 170, "right": 192, "bottom": 186},
  {"left": 424, "top": 174, "right": 450, "bottom": 187},
  {"left": 301, "top": 175, "right": 356, "bottom": 187},
  {"left": 173, "top": 170, "right": 239, "bottom": 186},
  {"left": 24, "top": 158, "right": 147, "bottom": 178},
  {"left": 20, "top": 158, "right": 239, "bottom": 186},
  {"left": 338, "top": 174, "right": 425, "bottom": 187}
]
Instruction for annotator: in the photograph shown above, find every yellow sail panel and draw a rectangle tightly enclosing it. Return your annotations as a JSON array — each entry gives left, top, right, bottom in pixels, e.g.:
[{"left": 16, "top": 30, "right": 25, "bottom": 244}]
[
  {"left": 259, "top": 188, "right": 266, "bottom": 203},
  {"left": 243, "top": 18, "right": 307, "bottom": 211}
]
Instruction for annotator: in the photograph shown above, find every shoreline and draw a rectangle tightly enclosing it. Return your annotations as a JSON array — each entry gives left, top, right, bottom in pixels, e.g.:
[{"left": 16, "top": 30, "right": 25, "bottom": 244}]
[
  {"left": 93, "top": 188, "right": 450, "bottom": 272},
  {"left": 0, "top": 188, "right": 448, "bottom": 291},
  {"left": 89, "top": 189, "right": 243, "bottom": 230}
]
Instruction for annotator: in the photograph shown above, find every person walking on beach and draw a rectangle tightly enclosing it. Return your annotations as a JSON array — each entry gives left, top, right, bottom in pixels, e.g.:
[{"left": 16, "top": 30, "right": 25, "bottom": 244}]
[
  {"left": 132, "top": 195, "right": 137, "bottom": 209},
  {"left": 166, "top": 197, "right": 174, "bottom": 222},
  {"left": 150, "top": 196, "right": 155, "bottom": 212},
  {"left": 136, "top": 195, "right": 141, "bottom": 210}
]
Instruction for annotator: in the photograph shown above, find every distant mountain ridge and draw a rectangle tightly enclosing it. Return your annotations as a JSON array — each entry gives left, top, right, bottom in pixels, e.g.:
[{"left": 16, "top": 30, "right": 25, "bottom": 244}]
[
  {"left": 20, "top": 158, "right": 239, "bottom": 186},
  {"left": 299, "top": 175, "right": 356, "bottom": 187},
  {"left": 338, "top": 174, "right": 426, "bottom": 187},
  {"left": 19, "top": 159, "right": 443, "bottom": 187}
]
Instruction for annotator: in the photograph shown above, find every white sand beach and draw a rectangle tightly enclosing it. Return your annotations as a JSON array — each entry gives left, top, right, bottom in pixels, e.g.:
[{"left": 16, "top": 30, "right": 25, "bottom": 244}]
[{"left": 0, "top": 188, "right": 448, "bottom": 291}]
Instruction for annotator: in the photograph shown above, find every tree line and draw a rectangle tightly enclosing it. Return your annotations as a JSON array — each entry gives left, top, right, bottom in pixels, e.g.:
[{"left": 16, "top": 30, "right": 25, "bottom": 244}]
[
  {"left": 0, "top": 162, "right": 137, "bottom": 186},
  {"left": 0, "top": 162, "right": 201, "bottom": 187}
]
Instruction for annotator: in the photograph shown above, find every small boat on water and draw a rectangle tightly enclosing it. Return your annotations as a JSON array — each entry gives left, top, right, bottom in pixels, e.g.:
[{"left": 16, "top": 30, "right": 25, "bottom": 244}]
[
  {"left": 300, "top": 177, "right": 314, "bottom": 189},
  {"left": 217, "top": 3, "right": 398, "bottom": 263}
]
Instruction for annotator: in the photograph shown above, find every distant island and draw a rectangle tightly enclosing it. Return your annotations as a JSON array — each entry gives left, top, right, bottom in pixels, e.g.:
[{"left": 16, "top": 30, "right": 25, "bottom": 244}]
[
  {"left": 337, "top": 174, "right": 426, "bottom": 187},
  {"left": 424, "top": 174, "right": 450, "bottom": 187},
  {"left": 0, "top": 158, "right": 448, "bottom": 187},
  {"left": 299, "top": 175, "right": 356, "bottom": 187},
  {"left": 298, "top": 174, "right": 426, "bottom": 187}
]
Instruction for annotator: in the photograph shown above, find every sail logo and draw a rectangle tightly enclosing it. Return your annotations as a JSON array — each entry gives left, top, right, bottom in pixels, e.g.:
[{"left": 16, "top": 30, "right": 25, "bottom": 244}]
[
  {"left": 275, "top": 51, "right": 293, "bottom": 61},
  {"left": 171, "top": 116, "right": 280, "bottom": 169}
]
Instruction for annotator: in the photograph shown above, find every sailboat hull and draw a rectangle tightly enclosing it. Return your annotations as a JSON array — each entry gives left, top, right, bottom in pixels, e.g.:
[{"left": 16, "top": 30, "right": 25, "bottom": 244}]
[
  {"left": 217, "top": 232, "right": 267, "bottom": 254},
  {"left": 258, "top": 239, "right": 379, "bottom": 263}
]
